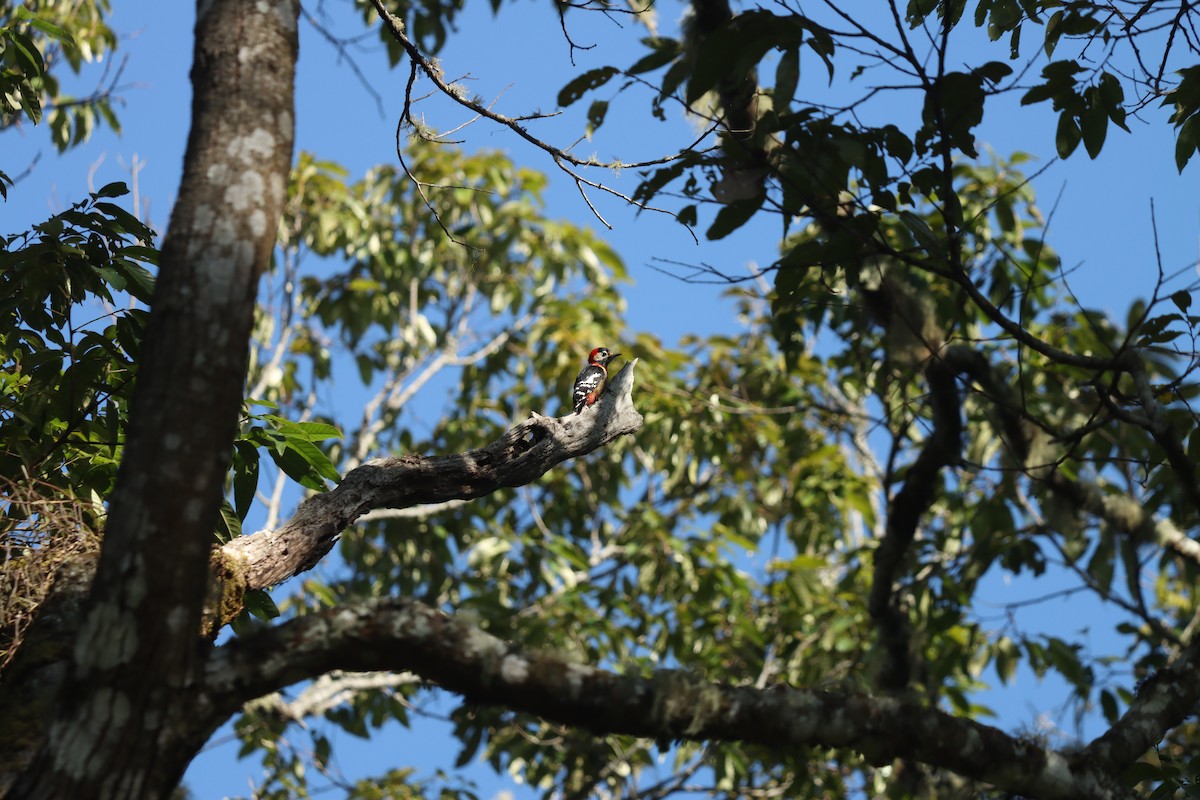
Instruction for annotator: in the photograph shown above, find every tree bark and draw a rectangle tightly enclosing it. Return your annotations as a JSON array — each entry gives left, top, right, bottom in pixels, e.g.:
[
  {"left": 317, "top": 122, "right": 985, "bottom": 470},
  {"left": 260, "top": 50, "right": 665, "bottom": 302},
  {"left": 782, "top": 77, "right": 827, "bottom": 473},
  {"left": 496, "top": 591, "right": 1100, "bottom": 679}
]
[
  {"left": 223, "top": 360, "right": 644, "bottom": 590},
  {"left": 0, "top": 359, "right": 643, "bottom": 791},
  {"left": 4, "top": 1, "right": 1172, "bottom": 796},
  {"left": 202, "top": 597, "right": 1135, "bottom": 800},
  {"left": 5, "top": 1, "right": 299, "bottom": 796}
]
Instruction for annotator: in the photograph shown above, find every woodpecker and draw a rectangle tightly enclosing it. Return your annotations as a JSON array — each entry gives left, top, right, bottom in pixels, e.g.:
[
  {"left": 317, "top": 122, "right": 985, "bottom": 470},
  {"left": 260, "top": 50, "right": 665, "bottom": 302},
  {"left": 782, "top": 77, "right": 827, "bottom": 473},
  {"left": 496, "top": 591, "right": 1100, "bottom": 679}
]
[{"left": 572, "top": 347, "right": 621, "bottom": 414}]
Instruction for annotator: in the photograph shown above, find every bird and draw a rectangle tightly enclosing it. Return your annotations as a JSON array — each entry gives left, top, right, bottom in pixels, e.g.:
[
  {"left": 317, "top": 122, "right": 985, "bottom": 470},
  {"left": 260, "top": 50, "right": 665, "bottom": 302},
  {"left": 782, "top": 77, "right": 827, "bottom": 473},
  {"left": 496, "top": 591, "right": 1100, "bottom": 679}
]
[{"left": 572, "top": 347, "right": 621, "bottom": 414}]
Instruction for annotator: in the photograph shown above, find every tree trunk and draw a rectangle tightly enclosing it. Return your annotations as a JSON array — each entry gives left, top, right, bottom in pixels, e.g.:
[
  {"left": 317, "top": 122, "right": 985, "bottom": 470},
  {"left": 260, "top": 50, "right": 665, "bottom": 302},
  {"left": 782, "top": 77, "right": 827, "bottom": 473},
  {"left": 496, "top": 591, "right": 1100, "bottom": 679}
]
[{"left": 4, "top": 1, "right": 299, "bottom": 796}]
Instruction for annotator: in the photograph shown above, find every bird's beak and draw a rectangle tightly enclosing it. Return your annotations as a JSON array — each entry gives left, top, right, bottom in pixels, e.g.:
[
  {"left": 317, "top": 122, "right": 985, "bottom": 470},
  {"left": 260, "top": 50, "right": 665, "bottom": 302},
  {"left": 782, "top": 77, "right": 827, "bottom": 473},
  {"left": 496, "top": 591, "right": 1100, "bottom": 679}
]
[{"left": 611, "top": 353, "right": 622, "bottom": 362}]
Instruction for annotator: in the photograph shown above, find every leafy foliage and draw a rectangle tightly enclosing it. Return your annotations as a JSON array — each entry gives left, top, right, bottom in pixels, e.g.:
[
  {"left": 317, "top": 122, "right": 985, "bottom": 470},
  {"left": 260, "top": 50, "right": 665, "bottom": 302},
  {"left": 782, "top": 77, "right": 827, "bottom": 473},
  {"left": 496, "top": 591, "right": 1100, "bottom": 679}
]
[
  {"left": 0, "top": 0, "right": 122, "bottom": 165},
  {"left": 241, "top": 0, "right": 1200, "bottom": 796},
  {"left": 1, "top": 182, "right": 154, "bottom": 513},
  {"left": 223, "top": 137, "right": 1200, "bottom": 797},
  {"left": 8, "top": 0, "right": 1200, "bottom": 798}
]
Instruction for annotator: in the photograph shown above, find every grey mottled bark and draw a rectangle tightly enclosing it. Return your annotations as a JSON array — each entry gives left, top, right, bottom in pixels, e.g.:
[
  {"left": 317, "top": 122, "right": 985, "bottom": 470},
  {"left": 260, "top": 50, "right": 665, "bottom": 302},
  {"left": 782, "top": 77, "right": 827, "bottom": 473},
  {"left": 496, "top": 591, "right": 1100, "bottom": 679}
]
[
  {"left": 203, "top": 597, "right": 1136, "bottom": 800},
  {"left": 3, "top": 1, "right": 299, "bottom": 796}
]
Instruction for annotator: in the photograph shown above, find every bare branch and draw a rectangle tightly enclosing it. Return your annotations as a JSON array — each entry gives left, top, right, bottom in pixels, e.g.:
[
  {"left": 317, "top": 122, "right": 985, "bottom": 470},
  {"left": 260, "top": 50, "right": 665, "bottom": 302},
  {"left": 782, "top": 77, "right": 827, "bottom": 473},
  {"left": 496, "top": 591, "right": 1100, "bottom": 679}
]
[
  {"left": 363, "top": 0, "right": 708, "bottom": 230},
  {"left": 301, "top": 5, "right": 386, "bottom": 117},
  {"left": 205, "top": 596, "right": 1134, "bottom": 800},
  {"left": 223, "top": 360, "right": 644, "bottom": 590},
  {"left": 366, "top": 0, "right": 693, "bottom": 172},
  {"left": 356, "top": 498, "right": 470, "bottom": 522},
  {"left": 246, "top": 670, "right": 420, "bottom": 723},
  {"left": 348, "top": 313, "right": 527, "bottom": 471}
]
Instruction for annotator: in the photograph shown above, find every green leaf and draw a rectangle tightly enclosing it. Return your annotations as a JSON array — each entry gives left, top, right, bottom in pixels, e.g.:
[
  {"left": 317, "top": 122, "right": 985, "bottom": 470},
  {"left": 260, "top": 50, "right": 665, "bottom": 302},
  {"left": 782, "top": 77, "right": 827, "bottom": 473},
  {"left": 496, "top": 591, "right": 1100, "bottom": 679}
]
[
  {"left": 899, "top": 210, "right": 944, "bottom": 256},
  {"left": 632, "top": 160, "right": 688, "bottom": 206},
  {"left": 907, "top": 0, "right": 938, "bottom": 27},
  {"left": 17, "top": 78, "right": 43, "bottom": 125},
  {"left": 658, "top": 59, "right": 690, "bottom": 103},
  {"left": 266, "top": 444, "right": 323, "bottom": 490},
  {"left": 112, "top": 261, "right": 156, "bottom": 303},
  {"left": 994, "top": 638, "right": 1017, "bottom": 684},
  {"left": 628, "top": 37, "right": 681, "bottom": 75},
  {"left": 686, "top": 11, "right": 803, "bottom": 106},
  {"left": 1081, "top": 91, "right": 1108, "bottom": 158},
  {"left": 928, "top": 72, "right": 984, "bottom": 157},
  {"left": 243, "top": 588, "right": 280, "bottom": 621},
  {"left": 216, "top": 498, "right": 242, "bottom": 543},
  {"left": 586, "top": 100, "right": 609, "bottom": 134},
  {"left": 557, "top": 67, "right": 619, "bottom": 108},
  {"left": 121, "top": 244, "right": 159, "bottom": 263},
  {"left": 233, "top": 440, "right": 260, "bottom": 521},
  {"left": 228, "top": 609, "right": 255, "bottom": 636},
  {"left": 313, "top": 734, "right": 332, "bottom": 768},
  {"left": 1021, "top": 83, "right": 1056, "bottom": 105},
  {"left": 8, "top": 29, "right": 46, "bottom": 79},
  {"left": 882, "top": 125, "right": 913, "bottom": 163},
  {"left": 976, "top": 60, "right": 1013, "bottom": 85},
  {"left": 1056, "top": 111, "right": 1081, "bottom": 158},
  {"left": 95, "top": 202, "right": 151, "bottom": 238},
  {"left": 1137, "top": 313, "right": 1183, "bottom": 346},
  {"left": 1166, "top": 66, "right": 1200, "bottom": 125},
  {"left": 706, "top": 195, "right": 764, "bottom": 240},
  {"left": 1085, "top": 534, "right": 1114, "bottom": 595},
  {"left": 306, "top": 581, "right": 338, "bottom": 607},
  {"left": 775, "top": 47, "right": 800, "bottom": 104},
  {"left": 50, "top": 108, "right": 71, "bottom": 149},
  {"left": 94, "top": 182, "right": 129, "bottom": 199},
  {"left": 1099, "top": 71, "right": 1129, "bottom": 131},
  {"left": 1122, "top": 761, "right": 1165, "bottom": 786},
  {"left": 455, "top": 723, "right": 485, "bottom": 768},
  {"left": 27, "top": 16, "right": 76, "bottom": 46},
  {"left": 1099, "top": 689, "right": 1119, "bottom": 724},
  {"left": 292, "top": 421, "right": 343, "bottom": 441},
  {"left": 1175, "top": 115, "right": 1200, "bottom": 171},
  {"left": 994, "top": 198, "right": 1016, "bottom": 233},
  {"left": 1044, "top": 9, "right": 1064, "bottom": 56},
  {"left": 286, "top": 436, "right": 341, "bottom": 483}
]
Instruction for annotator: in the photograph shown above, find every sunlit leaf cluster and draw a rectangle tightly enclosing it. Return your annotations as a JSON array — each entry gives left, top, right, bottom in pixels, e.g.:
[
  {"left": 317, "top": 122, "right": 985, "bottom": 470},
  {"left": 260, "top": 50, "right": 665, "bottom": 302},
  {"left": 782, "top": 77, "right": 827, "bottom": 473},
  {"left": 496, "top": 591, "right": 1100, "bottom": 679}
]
[
  {"left": 7, "top": 0, "right": 1200, "bottom": 797},
  {"left": 1, "top": 182, "right": 153, "bottom": 517},
  {"left": 0, "top": 0, "right": 120, "bottom": 162}
]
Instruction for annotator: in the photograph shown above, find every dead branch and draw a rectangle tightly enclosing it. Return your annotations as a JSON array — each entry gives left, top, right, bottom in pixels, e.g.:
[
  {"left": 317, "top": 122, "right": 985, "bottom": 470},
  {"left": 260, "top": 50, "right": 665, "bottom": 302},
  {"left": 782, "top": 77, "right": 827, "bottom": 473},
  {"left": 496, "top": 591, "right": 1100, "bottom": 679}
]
[{"left": 222, "top": 360, "right": 643, "bottom": 590}]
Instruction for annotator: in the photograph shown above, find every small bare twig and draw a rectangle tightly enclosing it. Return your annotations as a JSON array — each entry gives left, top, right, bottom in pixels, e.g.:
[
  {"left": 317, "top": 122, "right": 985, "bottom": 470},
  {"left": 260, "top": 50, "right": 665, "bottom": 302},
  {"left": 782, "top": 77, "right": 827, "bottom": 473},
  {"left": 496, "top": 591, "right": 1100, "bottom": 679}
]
[
  {"left": 366, "top": 0, "right": 705, "bottom": 229},
  {"left": 301, "top": 4, "right": 386, "bottom": 117}
]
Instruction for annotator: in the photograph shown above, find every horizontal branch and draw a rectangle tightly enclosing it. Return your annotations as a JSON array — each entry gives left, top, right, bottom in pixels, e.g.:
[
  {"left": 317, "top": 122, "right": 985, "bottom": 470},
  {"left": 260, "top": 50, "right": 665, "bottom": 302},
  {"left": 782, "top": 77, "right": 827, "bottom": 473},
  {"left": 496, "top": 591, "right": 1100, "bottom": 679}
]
[
  {"left": 203, "top": 597, "right": 1132, "bottom": 800},
  {"left": 223, "top": 360, "right": 643, "bottom": 589}
]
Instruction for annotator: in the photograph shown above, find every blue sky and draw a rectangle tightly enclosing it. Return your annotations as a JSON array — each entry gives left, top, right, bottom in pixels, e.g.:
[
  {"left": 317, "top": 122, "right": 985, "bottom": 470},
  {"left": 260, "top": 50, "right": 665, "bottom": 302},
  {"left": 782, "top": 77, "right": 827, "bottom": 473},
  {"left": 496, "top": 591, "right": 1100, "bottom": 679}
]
[{"left": 6, "top": 0, "right": 1200, "bottom": 797}]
